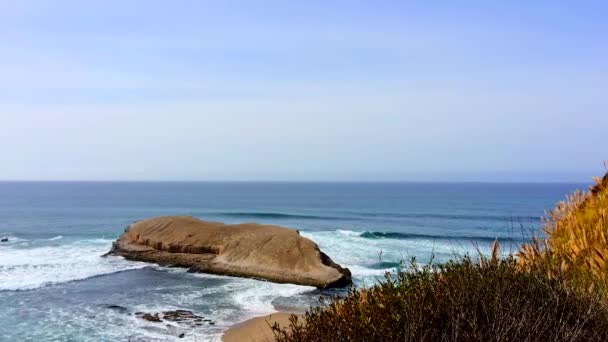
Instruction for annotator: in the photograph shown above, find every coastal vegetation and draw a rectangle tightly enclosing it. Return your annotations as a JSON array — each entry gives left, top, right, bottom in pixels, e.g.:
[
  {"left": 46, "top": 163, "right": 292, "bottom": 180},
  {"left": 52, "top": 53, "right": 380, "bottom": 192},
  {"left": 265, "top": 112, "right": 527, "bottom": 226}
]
[
  {"left": 518, "top": 171, "right": 608, "bottom": 297},
  {"left": 272, "top": 171, "right": 608, "bottom": 341}
]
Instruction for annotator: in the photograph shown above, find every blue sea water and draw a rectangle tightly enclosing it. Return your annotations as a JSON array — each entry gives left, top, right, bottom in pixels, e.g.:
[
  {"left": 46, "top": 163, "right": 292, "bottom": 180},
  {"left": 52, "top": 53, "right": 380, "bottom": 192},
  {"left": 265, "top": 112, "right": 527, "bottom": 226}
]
[{"left": 0, "top": 181, "right": 586, "bottom": 341}]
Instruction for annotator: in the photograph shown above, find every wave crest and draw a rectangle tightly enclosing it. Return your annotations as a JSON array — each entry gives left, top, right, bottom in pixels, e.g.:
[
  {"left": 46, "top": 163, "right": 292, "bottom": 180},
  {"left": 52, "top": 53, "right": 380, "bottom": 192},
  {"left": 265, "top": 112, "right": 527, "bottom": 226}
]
[
  {"left": 350, "top": 212, "right": 539, "bottom": 222},
  {"left": 220, "top": 212, "right": 340, "bottom": 220},
  {"left": 338, "top": 229, "right": 510, "bottom": 243},
  {"left": 0, "top": 239, "right": 147, "bottom": 291}
]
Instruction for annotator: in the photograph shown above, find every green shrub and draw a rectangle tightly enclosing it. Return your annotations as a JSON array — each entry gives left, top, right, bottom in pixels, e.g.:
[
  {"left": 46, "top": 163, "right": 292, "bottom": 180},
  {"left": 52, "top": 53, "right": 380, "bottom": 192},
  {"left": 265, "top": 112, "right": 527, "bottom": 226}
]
[{"left": 272, "top": 257, "right": 608, "bottom": 341}]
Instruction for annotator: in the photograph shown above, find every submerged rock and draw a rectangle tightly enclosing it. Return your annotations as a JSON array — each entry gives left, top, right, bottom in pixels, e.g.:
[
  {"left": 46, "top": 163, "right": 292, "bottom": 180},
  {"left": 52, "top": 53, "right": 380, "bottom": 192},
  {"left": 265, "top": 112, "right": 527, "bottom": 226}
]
[
  {"left": 107, "top": 216, "right": 351, "bottom": 288},
  {"left": 104, "top": 304, "right": 129, "bottom": 313},
  {"left": 135, "top": 310, "right": 212, "bottom": 327},
  {"left": 161, "top": 310, "right": 203, "bottom": 322},
  {"left": 140, "top": 313, "right": 162, "bottom": 323}
]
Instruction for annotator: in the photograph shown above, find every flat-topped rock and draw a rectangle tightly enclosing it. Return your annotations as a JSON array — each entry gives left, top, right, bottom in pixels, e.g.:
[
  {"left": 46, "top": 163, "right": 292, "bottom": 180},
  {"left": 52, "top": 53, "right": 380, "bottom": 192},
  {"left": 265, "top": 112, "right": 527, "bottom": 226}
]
[{"left": 107, "top": 216, "right": 351, "bottom": 288}]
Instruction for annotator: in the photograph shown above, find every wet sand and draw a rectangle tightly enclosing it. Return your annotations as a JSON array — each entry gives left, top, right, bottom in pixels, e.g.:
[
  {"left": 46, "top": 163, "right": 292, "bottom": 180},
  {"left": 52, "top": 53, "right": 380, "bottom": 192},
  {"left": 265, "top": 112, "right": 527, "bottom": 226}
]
[{"left": 222, "top": 312, "right": 302, "bottom": 342}]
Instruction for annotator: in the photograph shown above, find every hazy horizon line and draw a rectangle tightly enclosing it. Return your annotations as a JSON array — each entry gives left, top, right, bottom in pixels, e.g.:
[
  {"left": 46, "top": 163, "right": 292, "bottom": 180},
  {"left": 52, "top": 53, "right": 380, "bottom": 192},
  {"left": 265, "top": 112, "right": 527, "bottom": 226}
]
[{"left": 0, "top": 178, "right": 591, "bottom": 184}]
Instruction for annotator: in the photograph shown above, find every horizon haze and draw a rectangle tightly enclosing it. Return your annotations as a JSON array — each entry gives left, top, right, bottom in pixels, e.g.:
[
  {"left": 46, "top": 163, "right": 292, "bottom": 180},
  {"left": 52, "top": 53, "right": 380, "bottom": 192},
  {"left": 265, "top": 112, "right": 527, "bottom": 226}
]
[{"left": 1, "top": 1, "right": 606, "bottom": 182}]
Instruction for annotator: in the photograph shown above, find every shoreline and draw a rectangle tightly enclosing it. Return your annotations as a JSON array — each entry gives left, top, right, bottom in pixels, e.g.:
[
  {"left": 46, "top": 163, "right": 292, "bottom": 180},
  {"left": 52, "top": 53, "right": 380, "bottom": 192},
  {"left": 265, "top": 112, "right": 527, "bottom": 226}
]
[{"left": 222, "top": 312, "right": 303, "bottom": 342}]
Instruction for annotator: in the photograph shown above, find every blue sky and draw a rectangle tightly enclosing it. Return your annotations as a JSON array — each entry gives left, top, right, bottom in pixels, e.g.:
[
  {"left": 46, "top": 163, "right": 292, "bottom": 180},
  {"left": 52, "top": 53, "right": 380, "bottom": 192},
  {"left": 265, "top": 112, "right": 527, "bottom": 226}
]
[{"left": 0, "top": 1, "right": 606, "bottom": 181}]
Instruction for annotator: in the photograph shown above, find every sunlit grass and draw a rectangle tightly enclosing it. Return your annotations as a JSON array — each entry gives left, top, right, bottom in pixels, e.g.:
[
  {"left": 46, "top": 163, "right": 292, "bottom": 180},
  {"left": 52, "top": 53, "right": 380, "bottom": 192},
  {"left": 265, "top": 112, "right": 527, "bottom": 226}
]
[{"left": 518, "top": 170, "right": 608, "bottom": 295}]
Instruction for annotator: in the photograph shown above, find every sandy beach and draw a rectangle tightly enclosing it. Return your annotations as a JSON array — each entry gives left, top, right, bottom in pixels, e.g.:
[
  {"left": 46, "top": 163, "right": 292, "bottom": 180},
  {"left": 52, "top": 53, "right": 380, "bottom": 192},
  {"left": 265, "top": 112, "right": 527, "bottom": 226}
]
[{"left": 222, "top": 312, "right": 302, "bottom": 342}]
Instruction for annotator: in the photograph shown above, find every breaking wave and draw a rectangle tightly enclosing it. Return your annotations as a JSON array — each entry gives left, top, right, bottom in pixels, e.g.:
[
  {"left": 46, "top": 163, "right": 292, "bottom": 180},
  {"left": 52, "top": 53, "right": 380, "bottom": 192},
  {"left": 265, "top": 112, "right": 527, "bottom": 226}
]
[
  {"left": 219, "top": 212, "right": 342, "bottom": 220},
  {"left": 0, "top": 238, "right": 148, "bottom": 291}
]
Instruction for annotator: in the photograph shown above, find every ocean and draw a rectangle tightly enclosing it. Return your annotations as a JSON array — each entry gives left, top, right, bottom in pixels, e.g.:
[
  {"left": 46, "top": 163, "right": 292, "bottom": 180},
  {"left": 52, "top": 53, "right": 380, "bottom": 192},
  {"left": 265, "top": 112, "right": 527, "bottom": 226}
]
[{"left": 0, "top": 181, "right": 586, "bottom": 341}]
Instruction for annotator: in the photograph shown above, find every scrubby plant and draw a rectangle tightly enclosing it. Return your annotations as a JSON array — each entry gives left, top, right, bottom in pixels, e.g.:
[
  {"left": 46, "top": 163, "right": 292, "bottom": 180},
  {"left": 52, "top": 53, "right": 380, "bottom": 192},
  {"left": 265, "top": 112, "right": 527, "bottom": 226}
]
[
  {"left": 272, "top": 256, "right": 608, "bottom": 341},
  {"left": 518, "top": 171, "right": 608, "bottom": 294}
]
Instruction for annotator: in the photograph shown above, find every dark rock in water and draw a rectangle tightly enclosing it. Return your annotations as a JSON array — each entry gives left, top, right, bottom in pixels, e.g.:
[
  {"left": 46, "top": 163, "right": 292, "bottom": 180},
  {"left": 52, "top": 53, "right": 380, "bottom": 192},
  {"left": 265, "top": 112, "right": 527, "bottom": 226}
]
[
  {"left": 162, "top": 310, "right": 203, "bottom": 322},
  {"left": 104, "top": 305, "right": 128, "bottom": 313},
  {"left": 178, "top": 333, "right": 185, "bottom": 338},
  {"left": 135, "top": 310, "right": 207, "bottom": 327},
  {"left": 141, "top": 313, "right": 162, "bottom": 323},
  {"left": 1, "top": 238, "right": 8, "bottom": 242}
]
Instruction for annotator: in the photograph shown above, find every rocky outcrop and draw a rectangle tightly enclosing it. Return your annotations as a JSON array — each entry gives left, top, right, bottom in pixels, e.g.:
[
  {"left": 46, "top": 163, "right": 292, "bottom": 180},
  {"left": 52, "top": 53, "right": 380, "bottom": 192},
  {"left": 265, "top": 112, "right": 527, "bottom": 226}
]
[
  {"left": 135, "top": 310, "right": 211, "bottom": 326},
  {"left": 107, "top": 216, "right": 351, "bottom": 288}
]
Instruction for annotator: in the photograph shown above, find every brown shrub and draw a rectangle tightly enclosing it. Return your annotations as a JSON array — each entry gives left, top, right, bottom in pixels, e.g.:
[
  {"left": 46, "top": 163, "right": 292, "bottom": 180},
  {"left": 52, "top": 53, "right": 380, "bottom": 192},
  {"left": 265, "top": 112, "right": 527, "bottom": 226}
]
[{"left": 272, "top": 257, "right": 608, "bottom": 341}]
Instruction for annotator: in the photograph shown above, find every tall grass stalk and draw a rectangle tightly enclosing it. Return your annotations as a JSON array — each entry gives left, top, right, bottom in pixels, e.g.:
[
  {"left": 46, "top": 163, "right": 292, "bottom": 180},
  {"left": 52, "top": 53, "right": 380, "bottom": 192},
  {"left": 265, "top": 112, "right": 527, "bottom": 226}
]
[{"left": 518, "top": 171, "right": 608, "bottom": 295}]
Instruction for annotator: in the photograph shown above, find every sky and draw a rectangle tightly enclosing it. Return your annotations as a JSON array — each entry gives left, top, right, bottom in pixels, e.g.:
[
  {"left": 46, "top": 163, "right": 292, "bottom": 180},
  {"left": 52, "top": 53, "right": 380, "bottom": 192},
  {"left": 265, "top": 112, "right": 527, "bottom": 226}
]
[{"left": 0, "top": 1, "right": 606, "bottom": 182}]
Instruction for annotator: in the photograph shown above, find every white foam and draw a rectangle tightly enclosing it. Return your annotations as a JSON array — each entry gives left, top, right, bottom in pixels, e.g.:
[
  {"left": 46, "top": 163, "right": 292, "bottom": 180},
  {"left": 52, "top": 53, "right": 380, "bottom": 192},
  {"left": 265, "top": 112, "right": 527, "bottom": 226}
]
[
  {"left": 231, "top": 280, "right": 312, "bottom": 314},
  {"left": 336, "top": 229, "right": 362, "bottom": 237},
  {"left": 346, "top": 265, "right": 392, "bottom": 277},
  {"left": 0, "top": 239, "right": 148, "bottom": 291},
  {"left": 302, "top": 230, "right": 495, "bottom": 285},
  {"left": 190, "top": 272, "right": 313, "bottom": 315},
  {"left": 0, "top": 234, "right": 27, "bottom": 244},
  {"left": 25, "top": 303, "right": 222, "bottom": 342},
  {"left": 48, "top": 235, "right": 63, "bottom": 241}
]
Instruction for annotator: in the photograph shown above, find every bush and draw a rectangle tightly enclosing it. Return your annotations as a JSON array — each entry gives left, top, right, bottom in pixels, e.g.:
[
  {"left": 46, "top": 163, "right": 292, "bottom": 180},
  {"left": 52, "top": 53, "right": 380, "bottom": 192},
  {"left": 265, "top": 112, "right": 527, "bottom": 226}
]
[
  {"left": 518, "top": 171, "right": 608, "bottom": 295},
  {"left": 272, "top": 257, "right": 608, "bottom": 341}
]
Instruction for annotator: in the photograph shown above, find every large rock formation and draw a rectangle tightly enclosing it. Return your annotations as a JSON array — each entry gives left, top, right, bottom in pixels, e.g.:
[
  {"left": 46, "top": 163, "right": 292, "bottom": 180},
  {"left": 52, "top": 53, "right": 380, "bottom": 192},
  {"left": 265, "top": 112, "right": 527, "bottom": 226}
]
[{"left": 107, "top": 216, "right": 351, "bottom": 288}]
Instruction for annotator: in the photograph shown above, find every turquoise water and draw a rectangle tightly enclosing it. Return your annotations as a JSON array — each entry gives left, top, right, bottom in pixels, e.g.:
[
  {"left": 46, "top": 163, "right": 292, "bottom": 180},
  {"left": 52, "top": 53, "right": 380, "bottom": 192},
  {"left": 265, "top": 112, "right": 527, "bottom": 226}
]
[{"left": 0, "top": 181, "right": 585, "bottom": 341}]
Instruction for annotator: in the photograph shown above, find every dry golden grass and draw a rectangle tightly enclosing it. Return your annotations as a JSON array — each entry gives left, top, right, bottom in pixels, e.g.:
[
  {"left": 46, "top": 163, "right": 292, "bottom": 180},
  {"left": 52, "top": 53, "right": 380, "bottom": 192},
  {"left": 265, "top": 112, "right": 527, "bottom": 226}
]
[{"left": 518, "top": 170, "right": 608, "bottom": 292}]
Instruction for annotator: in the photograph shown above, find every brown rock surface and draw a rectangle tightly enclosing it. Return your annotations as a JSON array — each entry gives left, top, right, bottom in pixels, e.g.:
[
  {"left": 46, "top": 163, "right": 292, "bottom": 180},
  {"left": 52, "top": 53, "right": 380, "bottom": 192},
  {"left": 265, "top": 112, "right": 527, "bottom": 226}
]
[{"left": 107, "top": 216, "right": 351, "bottom": 288}]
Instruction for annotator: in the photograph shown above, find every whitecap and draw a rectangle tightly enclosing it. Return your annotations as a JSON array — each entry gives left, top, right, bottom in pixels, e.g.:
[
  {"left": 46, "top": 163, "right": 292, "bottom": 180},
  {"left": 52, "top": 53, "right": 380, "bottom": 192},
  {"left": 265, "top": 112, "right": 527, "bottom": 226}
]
[
  {"left": 302, "top": 230, "right": 496, "bottom": 284},
  {"left": 336, "top": 229, "right": 362, "bottom": 237},
  {"left": 0, "top": 239, "right": 148, "bottom": 291},
  {"left": 0, "top": 234, "right": 27, "bottom": 244},
  {"left": 231, "top": 280, "right": 313, "bottom": 314},
  {"left": 190, "top": 272, "right": 314, "bottom": 315}
]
